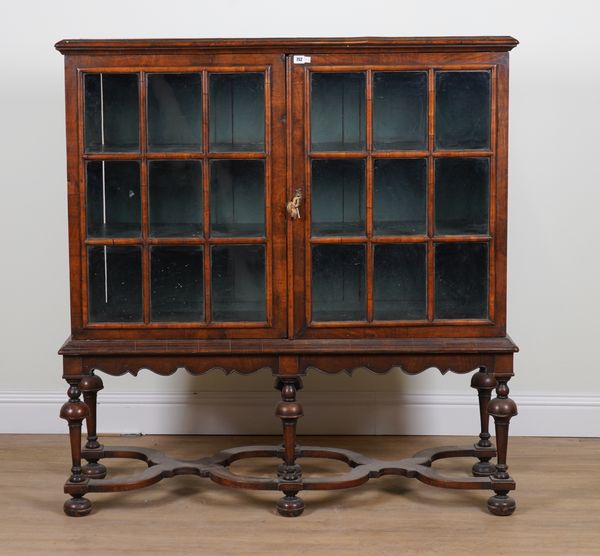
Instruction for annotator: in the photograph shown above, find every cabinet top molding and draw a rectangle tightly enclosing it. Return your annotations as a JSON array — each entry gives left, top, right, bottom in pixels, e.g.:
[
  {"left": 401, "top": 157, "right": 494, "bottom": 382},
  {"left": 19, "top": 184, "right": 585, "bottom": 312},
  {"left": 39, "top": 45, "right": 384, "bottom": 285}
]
[{"left": 55, "top": 36, "right": 519, "bottom": 54}]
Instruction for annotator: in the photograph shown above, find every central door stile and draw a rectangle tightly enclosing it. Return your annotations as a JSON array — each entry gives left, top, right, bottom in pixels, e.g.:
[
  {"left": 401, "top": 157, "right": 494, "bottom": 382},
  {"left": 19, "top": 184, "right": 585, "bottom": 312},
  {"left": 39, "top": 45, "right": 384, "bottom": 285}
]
[
  {"left": 289, "top": 56, "right": 309, "bottom": 338},
  {"left": 262, "top": 55, "right": 289, "bottom": 338}
]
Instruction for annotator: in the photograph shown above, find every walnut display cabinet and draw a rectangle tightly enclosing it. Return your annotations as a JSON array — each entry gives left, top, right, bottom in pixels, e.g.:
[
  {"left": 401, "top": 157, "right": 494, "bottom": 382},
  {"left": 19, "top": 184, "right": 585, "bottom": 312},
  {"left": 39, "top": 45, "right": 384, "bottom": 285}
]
[{"left": 56, "top": 36, "right": 519, "bottom": 518}]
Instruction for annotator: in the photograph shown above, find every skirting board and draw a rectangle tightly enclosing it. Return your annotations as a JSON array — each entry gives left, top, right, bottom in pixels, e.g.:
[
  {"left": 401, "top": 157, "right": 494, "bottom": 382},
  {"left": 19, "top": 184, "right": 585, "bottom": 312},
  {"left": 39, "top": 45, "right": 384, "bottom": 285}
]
[{"left": 1, "top": 391, "right": 599, "bottom": 437}]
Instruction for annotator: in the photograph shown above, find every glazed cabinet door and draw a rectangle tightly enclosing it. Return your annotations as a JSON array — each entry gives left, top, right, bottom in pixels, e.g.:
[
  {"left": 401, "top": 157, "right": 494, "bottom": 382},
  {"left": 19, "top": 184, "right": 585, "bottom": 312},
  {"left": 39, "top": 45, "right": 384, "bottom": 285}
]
[
  {"left": 289, "top": 53, "right": 508, "bottom": 338},
  {"left": 72, "top": 55, "right": 287, "bottom": 338}
]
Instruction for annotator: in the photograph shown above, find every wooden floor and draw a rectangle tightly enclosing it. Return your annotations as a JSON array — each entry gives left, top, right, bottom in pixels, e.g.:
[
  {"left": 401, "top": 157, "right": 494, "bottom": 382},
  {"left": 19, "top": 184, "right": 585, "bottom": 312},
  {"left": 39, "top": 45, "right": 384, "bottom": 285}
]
[{"left": 0, "top": 435, "right": 599, "bottom": 555}]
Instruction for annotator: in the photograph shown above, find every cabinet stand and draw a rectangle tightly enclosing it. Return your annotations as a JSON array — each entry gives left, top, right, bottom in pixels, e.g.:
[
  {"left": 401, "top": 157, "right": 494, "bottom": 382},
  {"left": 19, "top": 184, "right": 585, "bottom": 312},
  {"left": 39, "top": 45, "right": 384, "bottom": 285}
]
[{"left": 60, "top": 344, "right": 518, "bottom": 518}]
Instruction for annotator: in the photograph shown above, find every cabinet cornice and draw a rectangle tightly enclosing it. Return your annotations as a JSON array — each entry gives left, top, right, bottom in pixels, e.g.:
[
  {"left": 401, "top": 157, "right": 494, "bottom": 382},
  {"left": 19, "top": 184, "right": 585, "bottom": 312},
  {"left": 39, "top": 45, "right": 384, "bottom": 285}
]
[{"left": 55, "top": 36, "right": 519, "bottom": 55}]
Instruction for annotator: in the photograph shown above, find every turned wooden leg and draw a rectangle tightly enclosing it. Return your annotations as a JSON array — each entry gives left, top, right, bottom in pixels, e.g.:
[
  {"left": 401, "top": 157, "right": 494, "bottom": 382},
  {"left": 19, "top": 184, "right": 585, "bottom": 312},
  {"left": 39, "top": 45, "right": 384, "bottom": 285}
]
[
  {"left": 470, "top": 367, "right": 497, "bottom": 476},
  {"left": 487, "top": 377, "right": 518, "bottom": 516},
  {"left": 274, "top": 376, "right": 304, "bottom": 517},
  {"left": 80, "top": 373, "right": 107, "bottom": 479},
  {"left": 60, "top": 380, "right": 92, "bottom": 517}
]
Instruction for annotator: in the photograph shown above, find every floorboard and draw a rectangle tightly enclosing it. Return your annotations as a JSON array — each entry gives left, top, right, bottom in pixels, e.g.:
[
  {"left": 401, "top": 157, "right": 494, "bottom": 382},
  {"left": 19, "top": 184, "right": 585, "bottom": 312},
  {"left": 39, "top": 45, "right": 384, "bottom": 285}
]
[{"left": 0, "top": 435, "right": 598, "bottom": 555}]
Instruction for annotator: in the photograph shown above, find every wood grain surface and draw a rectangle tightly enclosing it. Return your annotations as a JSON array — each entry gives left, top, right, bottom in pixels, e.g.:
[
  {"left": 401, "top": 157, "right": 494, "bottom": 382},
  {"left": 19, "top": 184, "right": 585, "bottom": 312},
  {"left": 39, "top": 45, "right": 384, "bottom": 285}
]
[{"left": 0, "top": 434, "right": 597, "bottom": 555}]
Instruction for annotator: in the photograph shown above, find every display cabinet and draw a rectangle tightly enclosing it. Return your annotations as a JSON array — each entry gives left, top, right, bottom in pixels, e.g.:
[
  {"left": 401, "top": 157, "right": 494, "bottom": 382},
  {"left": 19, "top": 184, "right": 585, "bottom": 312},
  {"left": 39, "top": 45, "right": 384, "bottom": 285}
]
[{"left": 56, "top": 36, "right": 519, "bottom": 517}]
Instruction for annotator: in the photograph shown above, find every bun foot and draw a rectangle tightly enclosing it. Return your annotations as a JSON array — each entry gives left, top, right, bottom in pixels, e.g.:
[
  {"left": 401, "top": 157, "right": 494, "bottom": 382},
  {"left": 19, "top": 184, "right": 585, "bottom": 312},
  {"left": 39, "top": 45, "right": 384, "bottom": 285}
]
[
  {"left": 82, "top": 462, "right": 107, "bottom": 479},
  {"left": 64, "top": 496, "right": 92, "bottom": 517},
  {"left": 487, "top": 493, "right": 516, "bottom": 516},
  {"left": 472, "top": 460, "right": 496, "bottom": 477},
  {"left": 277, "top": 494, "right": 304, "bottom": 517}
]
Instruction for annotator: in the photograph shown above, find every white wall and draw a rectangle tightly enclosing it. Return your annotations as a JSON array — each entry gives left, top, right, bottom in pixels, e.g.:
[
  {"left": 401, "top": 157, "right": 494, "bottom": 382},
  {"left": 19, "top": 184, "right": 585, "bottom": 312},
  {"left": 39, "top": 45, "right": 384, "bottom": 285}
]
[{"left": 0, "top": 0, "right": 599, "bottom": 435}]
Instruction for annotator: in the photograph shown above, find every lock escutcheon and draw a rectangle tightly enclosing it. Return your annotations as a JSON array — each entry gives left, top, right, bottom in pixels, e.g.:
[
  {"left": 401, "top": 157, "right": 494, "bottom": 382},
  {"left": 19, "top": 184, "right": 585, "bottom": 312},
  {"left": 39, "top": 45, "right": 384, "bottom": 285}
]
[{"left": 286, "top": 188, "right": 303, "bottom": 219}]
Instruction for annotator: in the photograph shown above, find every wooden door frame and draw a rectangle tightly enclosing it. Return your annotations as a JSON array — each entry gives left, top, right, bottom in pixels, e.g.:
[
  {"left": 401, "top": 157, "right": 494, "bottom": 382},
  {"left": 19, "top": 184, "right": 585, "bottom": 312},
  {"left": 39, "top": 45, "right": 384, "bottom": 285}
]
[
  {"left": 64, "top": 51, "right": 289, "bottom": 340},
  {"left": 289, "top": 51, "right": 510, "bottom": 339}
]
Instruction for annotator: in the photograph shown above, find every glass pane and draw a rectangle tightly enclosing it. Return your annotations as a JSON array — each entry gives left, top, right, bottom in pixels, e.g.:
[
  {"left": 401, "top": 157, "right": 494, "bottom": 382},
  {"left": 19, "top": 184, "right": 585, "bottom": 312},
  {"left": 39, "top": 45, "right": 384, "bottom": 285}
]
[
  {"left": 374, "top": 244, "right": 426, "bottom": 320},
  {"left": 312, "top": 245, "right": 365, "bottom": 321},
  {"left": 148, "top": 161, "right": 202, "bottom": 237},
  {"left": 147, "top": 73, "right": 202, "bottom": 152},
  {"left": 151, "top": 246, "right": 203, "bottom": 322},
  {"left": 311, "top": 73, "right": 365, "bottom": 151},
  {"left": 209, "top": 73, "right": 264, "bottom": 152},
  {"left": 373, "top": 72, "right": 427, "bottom": 150},
  {"left": 435, "top": 158, "right": 489, "bottom": 235},
  {"left": 211, "top": 245, "right": 265, "bottom": 321},
  {"left": 86, "top": 161, "right": 140, "bottom": 238},
  {"left": 210, "top": 160, "right": 264, "bottom": 237},
  {"left": 311, "top": 159, "right": 365, "bottom": 236},
  {"left": 435, "top": 71, "right": 491, "bottom": 150},
  {"left": 373, "top": 158, "right": 427, "bottom": 235},
  {"left": 435, "top": 242, "right": 488, "bottom": 319},
  {"left": 88, "top": 246, "right": 142, "bottom": 322},
  {"left": 84, "top": 73, "right": 139, "bottom": 152}
]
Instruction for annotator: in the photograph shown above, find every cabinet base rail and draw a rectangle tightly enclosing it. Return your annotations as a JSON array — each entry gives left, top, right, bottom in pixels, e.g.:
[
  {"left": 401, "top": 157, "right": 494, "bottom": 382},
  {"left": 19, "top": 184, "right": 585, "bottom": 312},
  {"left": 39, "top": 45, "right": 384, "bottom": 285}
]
[{"left": 63, "top": 443, "right": 515, "bottom": 517}]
